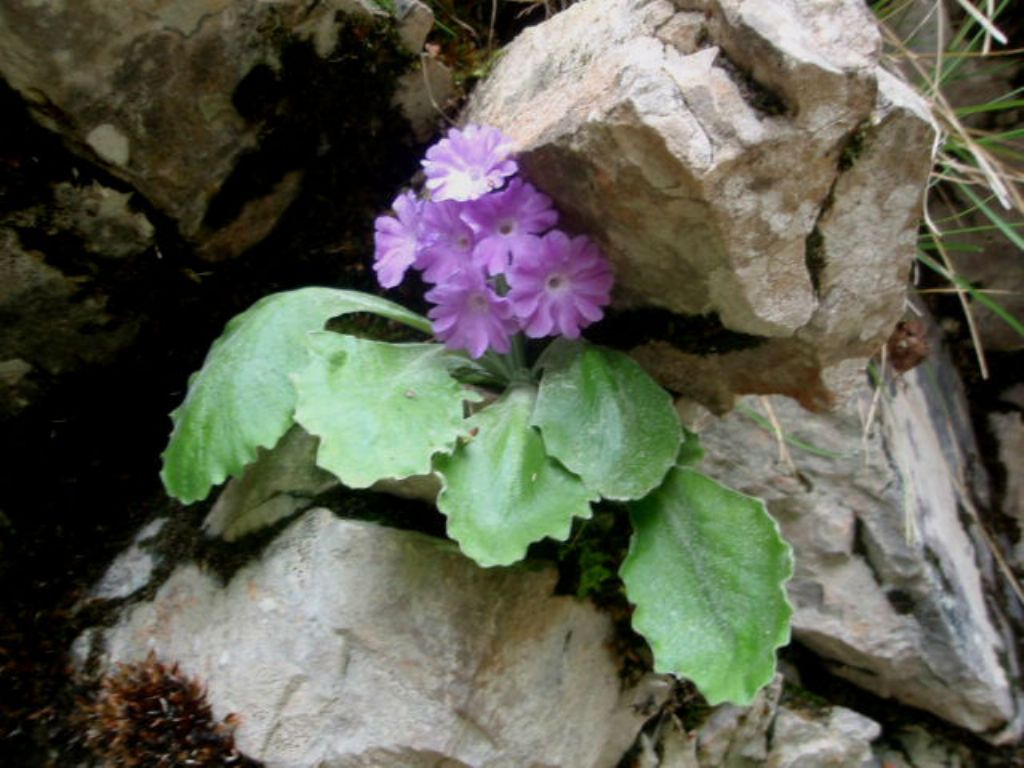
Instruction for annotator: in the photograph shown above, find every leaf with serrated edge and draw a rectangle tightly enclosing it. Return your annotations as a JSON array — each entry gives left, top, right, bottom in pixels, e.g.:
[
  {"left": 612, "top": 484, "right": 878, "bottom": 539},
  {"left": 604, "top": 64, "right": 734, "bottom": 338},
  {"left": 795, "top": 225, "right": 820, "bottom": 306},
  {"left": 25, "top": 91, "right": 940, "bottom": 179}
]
[
  {"left": 435, "top": 386, "right": 596, "bottom": 567},
  {"left": 161, "top": 288, "right": 431, "bottom": 503},
  {"left": 621, "top": 467, "right": 793, "bottom": 706},
  {"left": 293, "top": 333, "right": 477, "bottom": 488},
  {"left": 532, "top": 339, "right": 681, "bottom": 500}
]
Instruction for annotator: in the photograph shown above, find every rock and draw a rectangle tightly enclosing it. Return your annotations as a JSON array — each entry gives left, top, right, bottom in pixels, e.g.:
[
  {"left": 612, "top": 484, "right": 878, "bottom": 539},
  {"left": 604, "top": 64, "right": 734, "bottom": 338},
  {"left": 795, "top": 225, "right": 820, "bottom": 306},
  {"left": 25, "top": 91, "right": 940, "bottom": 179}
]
[
  {"left": 393, "top": 0, "right": 435, "bottom": 53},
  {"left": 694, "top": 321, "right": 1021, "bottom": 740},
  {"left": 690, "top": 676, "right": 783, "bottom": 766},
  {"left": 1001, "top": 384, "right": 1024, "bottom": 411},
  {"left": 195, "top": 169, "right": 307, "bottom": 261},
  {"left": 395, "top": 56, "right": 456, "bottom": 141},
  {"left": 0, "top": 0, "right": 450, "bottom": 418},
  {"left": 649, "top": 677, "right": 882, "bottom": 767},
  {"left": 0, "top": 357, "right": 35, "bottom": 415},
  {"left": 203, "top": 426, "right": 339, "bottom": 541},
  {"left": 874, "top": 725, "right": 974, "bottom": 768},
  {"left": 0, "top": 358, "right": 32, "bottom": 387},
  {"left": 0, "top": 176, "right": 155, "bottom": 417},
  {"left": 467, "top": 0, "right": 936, "bottom": 411},
  {"left": 202, "top": 425, "right": 446, "bottom": 541},
  {"left": 49, "top": 181, "right": 155, "bottom": 259},
  {"left": 0, "top": 226, "right": 137, "bottom": 382},
  {"left": 988, "top": 410, "right": 1024, "bottom": 569},
  {"left": 803, "top": 67, "right": 936, "bottom": 396},
  {"left": 90, "top": 518, "right": 168, "bottom": 601},
  {"left": 77, "top": 509, "right": 658, "bottom": 767},
  {"left": 768, "top": 705, "right": 880, "bottom": 768},
  {"left": 0, "top": 0, "right": 446, "bottom": 255}
]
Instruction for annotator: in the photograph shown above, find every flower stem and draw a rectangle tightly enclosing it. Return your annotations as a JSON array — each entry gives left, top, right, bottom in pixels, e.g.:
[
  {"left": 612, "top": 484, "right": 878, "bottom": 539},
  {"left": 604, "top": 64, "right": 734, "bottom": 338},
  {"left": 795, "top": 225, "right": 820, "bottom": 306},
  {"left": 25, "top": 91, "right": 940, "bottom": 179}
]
[
  {"left": 478, "top": 351, "right": 513, "bottom": 385},
  {"left": 506, "top": 334, "right": 534, "bottom": 385}
]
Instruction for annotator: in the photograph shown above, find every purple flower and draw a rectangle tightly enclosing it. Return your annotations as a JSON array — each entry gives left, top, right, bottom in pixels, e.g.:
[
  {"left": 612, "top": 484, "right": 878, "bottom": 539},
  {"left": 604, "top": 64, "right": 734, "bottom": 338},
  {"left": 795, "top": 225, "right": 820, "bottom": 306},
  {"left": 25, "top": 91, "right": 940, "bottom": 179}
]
[
  {"left": 414, "top": 200, "right": 479, "bottom": 284},
  {"left": 461, "top": 179, "right": 559, "bottom": 276},
  {"left": 426, "top": 268, "right": 518, "bottom": 358},
  {"left": 373, "top": 191, "right": 423, "bottom": 288},
  {"left": 508, "top": 231, "right": 614, "bottom": 339},
  {"left": 422, "top": 124, "right": 518, "bottom": 202}
]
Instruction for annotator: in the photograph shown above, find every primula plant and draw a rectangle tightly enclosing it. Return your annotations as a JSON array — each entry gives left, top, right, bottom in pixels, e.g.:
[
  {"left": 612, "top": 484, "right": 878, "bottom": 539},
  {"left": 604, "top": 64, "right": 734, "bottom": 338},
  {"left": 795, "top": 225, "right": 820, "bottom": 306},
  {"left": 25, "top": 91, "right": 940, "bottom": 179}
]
[{"left": 161, "top": 124, "right": 793, "bottom": 706}]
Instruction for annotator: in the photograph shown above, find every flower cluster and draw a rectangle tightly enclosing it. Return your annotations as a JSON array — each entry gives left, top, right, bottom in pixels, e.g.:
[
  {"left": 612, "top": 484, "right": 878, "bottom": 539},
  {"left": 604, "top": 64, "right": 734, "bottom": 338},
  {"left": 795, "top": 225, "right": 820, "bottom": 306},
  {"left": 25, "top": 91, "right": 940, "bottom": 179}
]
[{"left": 373, "top": 124, "right": 614, "bottom": 358}]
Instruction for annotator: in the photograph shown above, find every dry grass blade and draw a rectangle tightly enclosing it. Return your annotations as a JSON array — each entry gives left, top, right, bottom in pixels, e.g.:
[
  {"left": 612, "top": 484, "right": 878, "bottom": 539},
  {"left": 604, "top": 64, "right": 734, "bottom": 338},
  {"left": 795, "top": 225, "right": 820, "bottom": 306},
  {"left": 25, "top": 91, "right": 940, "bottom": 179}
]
[
  {"left": 420, "top": 54, "right": 457, "bottom": 127},
  {"left": 880, "top": 22, "right": 1021, "bottom": 212},
  {"left": 757, "top": 396, "right": 796, "bottom": 475},
  {"left": 861, "top": 351, "right": 886, "bottom": 467},
  {"left": 951, "top": 0, "right": 1007, "bottom": 50}
]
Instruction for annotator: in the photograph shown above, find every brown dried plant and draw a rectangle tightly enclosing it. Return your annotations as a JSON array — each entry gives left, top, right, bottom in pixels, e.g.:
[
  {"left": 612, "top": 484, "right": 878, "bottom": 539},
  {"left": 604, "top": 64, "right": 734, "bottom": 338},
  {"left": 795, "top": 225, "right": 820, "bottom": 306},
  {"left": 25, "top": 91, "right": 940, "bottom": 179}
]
[{"left": 78, "top": 652, "right": 261, "bottom": 767}]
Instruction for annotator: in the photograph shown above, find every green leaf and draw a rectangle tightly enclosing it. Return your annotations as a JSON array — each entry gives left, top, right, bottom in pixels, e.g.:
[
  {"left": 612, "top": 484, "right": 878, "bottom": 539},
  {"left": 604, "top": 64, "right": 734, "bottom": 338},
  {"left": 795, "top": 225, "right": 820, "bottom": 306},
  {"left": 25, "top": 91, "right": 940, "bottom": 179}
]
[
  {"left": 677, "top": 428, "right": 705, "bottom": 467},
  {"left": 435, "top": 387, "right": 595, "bottom": 567},
  {"left": 532, "top": 340, "right": 681, "bottom": 500},
  {"left": 621, "top": 468, "right": 793, "bottom": 706},
  {"left": 293, "top": 333, "right": 477, "bottom": 488},
  {"left": 955, "top": 98, "right": 1024, "bottom": 117},
  {"left": 161, "top": 287, "right": 431, "bottom": 503}
]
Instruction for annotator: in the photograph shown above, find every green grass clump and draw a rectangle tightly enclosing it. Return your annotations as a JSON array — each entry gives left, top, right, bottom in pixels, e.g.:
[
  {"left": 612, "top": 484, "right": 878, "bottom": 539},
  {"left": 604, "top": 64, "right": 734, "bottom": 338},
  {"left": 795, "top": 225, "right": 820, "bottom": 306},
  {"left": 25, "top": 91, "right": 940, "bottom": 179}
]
[{"left": 874, "top": 0, "right": 1023, "bottom": 376}]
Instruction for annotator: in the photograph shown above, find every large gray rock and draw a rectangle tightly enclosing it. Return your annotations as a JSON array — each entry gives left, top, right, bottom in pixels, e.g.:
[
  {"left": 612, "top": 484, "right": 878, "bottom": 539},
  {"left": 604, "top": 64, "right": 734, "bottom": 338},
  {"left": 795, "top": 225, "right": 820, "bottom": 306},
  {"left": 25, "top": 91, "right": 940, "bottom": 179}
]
[
  {"left": 468, "top": 0, "right": 936, "bottom": 411},
  {"left": 77, "top": 509, "right": 659, "bottom": 767},
  {"left": 695, "top": 333, "right": 1021, "bottom": 741},
  {"left": 0, "top": 0, "right": 443, "bottom": 255}
]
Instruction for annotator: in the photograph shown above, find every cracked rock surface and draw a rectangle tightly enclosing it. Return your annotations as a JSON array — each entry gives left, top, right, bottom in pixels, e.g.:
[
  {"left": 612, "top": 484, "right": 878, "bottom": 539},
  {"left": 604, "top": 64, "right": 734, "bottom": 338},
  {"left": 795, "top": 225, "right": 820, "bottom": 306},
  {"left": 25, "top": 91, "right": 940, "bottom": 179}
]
[
  {"left": 468, "top": 0, "right": 936, "bottom": 411},
  {"left": 75, "top": 509, "right": 657, "bottom": 768}
]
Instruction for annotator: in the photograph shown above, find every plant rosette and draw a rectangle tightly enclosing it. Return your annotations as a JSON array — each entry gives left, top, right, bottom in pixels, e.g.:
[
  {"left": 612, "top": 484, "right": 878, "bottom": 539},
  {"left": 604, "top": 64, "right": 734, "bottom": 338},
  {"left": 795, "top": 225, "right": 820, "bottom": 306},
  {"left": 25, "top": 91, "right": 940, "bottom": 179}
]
[{"left": 160, "top": 124, "right": 793, "bottom": 707}]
